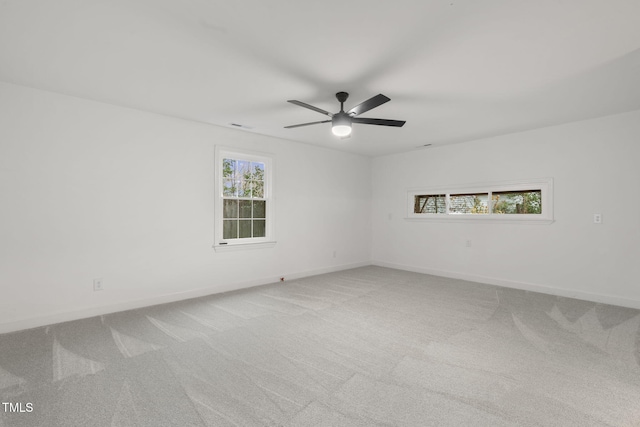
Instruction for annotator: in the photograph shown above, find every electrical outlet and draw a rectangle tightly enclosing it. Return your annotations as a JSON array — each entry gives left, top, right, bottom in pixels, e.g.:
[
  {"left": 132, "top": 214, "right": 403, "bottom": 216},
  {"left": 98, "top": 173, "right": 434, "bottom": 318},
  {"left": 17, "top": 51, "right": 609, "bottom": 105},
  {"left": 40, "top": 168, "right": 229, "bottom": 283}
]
[
  {"left": 593, "top": 214, "right": 602, "bottom": 224},
  {"left": 466, "top": 240, "right": 472, "bottom": 247},
  {"left": 93, "top": 278, "right": 103, "bottom": 291}
]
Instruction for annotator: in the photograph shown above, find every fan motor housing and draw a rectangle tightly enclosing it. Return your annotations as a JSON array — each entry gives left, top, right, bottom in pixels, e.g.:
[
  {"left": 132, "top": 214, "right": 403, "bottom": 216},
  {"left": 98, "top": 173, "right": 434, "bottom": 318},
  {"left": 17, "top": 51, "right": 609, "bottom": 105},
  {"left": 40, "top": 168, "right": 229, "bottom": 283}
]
[{"left": 332, "top": 111, "right": 351, "bottom": 127}]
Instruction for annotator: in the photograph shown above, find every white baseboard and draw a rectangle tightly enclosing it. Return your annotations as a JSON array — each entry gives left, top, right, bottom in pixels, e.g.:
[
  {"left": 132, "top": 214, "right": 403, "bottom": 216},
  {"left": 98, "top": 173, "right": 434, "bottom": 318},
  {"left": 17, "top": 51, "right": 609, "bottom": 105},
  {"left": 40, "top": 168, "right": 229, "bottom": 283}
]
[
  {"left": 7, "top": 259, "right": 634, "bottom": 335},
  {"left": 372, "top": 260, "right": 640, "bottom": 310},
  {"left": 0, "top": 261, "right": 370, "bottom": 335},
  {"left": 277, "top": 261, "right": 371, "bottom": 282}
]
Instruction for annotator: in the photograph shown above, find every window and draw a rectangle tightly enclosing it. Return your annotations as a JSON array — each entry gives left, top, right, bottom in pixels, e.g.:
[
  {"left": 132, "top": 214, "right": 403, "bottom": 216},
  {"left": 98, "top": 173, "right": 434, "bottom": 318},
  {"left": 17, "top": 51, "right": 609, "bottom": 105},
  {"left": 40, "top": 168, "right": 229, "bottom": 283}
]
[
  {"left": 407, "top": 179, "right": 553, "bottom": 222},
  {"left": 214, "top": 147, "right": 274, "bottom": 249},
  {"left": 414, "top": 194, "right": 446, "bottom": 214},
  {"left": 491, "top": 190, "right": 541, "bottom": 214},
  {"left": 449, "top": 193, "right": 489, "bottom": 214}
]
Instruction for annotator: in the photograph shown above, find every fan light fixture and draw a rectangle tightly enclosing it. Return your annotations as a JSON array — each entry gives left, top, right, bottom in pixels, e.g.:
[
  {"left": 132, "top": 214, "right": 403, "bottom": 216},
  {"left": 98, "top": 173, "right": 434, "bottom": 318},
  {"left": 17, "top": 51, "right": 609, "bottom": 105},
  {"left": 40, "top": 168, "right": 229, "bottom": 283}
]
[
  {"left": 331, "top": 113, "right": 352, "bottom": 137},
  {"left": 285, "top": 91, "right": 406, "bottom": 138}
]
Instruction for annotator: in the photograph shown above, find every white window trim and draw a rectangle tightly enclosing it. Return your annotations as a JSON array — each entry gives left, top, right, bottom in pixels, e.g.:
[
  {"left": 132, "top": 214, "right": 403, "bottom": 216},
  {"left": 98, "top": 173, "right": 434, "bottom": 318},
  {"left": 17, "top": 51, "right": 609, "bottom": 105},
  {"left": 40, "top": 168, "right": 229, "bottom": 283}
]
[
  {"left": 213, "top": 146, "right": 276, "bottom": 252},
  {"left": 406, "top": 178, "right": 554, "bottom": 224}
]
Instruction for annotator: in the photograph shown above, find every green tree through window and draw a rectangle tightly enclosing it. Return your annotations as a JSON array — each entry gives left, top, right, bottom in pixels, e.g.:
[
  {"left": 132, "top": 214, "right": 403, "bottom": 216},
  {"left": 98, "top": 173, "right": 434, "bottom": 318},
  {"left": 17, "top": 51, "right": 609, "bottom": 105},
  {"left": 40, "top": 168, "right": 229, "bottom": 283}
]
[{"left": 492, "top": 190, "right": 541, "bottom": 214}]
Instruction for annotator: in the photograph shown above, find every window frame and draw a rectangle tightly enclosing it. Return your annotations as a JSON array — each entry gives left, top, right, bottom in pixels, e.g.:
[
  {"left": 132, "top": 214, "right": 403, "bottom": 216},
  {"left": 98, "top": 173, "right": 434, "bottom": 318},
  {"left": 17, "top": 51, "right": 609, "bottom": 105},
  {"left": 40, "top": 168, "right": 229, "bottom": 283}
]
[
  {"left": 406, "top": 178, "right": 553, "bottom": 223},
  {"left": 214, "top": 146, "right": 275, "bottom": 251}
]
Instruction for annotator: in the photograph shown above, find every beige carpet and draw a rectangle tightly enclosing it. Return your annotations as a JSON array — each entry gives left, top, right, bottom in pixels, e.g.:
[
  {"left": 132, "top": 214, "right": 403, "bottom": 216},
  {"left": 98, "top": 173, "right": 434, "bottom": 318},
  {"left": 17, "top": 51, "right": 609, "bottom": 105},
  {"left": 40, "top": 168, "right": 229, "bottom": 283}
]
[{"left": 1, "top": 266, "right": 639, "bottom": 426}]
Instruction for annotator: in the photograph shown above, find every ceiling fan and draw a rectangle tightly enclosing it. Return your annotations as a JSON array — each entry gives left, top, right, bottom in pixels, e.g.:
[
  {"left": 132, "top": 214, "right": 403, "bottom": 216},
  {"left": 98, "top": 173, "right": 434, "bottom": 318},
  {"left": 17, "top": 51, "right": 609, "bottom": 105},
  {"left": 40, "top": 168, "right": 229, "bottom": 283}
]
[{"left": 285, "top": 92, "right": 406, "bottom": 137}]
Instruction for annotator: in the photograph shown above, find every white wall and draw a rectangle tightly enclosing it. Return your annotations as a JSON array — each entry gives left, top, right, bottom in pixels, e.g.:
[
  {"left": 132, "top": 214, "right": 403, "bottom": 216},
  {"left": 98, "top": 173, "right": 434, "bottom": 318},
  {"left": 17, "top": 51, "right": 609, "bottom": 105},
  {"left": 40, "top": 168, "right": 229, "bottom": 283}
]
[
  {"left": 0, "top": 81, "right": 372, "bottom": 332},
  {"left": 3, "top": 80, "right": 638, "bottom": 334},
  {"left": 372, "top": 110, "right": 640, "bottom": 308}
]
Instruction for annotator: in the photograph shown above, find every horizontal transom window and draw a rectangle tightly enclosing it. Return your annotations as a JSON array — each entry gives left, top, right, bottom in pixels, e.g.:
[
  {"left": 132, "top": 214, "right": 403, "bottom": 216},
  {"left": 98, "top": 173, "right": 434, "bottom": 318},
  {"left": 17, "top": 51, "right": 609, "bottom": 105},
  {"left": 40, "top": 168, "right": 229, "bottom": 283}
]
[{"left": 407, "top": 179, "right": 553, "bottom": 222}]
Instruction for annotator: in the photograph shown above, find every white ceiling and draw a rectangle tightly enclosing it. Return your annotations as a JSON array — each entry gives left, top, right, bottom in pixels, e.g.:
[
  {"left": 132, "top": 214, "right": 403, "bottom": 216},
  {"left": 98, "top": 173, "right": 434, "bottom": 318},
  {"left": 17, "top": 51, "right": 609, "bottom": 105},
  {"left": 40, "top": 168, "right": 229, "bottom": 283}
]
[{"left": 1, "top": 0, "right": 639, "bottom": 156}]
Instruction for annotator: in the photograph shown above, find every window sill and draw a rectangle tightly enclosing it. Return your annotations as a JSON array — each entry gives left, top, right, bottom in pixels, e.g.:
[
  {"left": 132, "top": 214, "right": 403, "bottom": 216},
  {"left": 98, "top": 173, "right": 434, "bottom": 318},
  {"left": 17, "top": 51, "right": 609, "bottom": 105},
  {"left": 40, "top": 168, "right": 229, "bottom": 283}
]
[
  {"left": 405, "top": 216, "right": 554, "bottom": 224},
  {"left": 212, "top": 241, "right": 277, "bottom": 252}
]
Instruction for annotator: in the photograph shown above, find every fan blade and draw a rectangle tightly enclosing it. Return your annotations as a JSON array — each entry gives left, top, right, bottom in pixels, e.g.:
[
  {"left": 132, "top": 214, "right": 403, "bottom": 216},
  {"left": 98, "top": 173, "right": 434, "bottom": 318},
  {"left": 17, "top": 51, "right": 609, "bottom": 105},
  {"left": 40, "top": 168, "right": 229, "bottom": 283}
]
[
  {"left": 287, "top": 100, "right": 333, "bottom": 117},
  {"left": 284, "top": 120, "right": 331, "bottom": 129},
  {"left": 352, "top": 117, "right": 406, "bottom": 127},
  {"left": 347, "top": 94, "right": 390, "bottom": 116}
]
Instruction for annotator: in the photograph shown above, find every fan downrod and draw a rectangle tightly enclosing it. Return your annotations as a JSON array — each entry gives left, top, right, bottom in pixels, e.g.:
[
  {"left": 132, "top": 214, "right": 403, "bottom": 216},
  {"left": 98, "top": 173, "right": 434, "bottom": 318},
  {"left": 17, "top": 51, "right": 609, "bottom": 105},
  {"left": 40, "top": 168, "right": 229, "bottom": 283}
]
[{"left": 336, "top": 92, "right": 349, "bottom": 110}]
